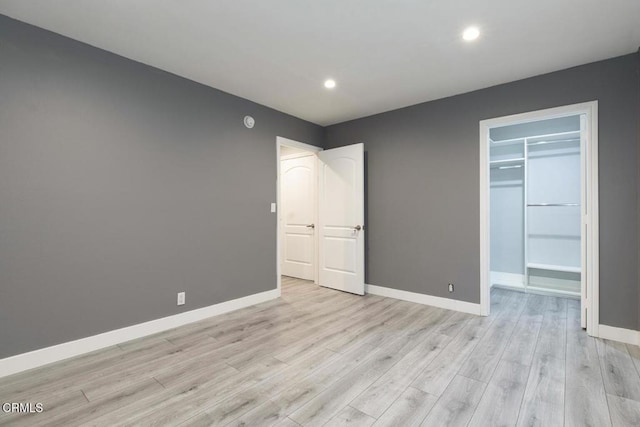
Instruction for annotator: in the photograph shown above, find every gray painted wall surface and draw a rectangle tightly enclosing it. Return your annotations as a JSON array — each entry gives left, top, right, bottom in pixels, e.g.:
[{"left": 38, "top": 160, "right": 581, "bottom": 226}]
[
  {"left": 0, "top": 15, "right": 323, "bottom": 358},
  {"left": 325, "top": 53, "right": 640, "bottom": 330}
]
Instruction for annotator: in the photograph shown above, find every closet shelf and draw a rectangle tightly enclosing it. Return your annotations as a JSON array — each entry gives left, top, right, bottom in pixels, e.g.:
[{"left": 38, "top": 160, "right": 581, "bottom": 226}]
[
  {"left": 525, "top": 286, "right": 580, "bottom": 299},
  {"left": 489, "top": 158, "right": 524, "bottom": 169},
  {"left": 527, "top": 203, "right": 580, "bottom": 207},
  {"left": 490, "top": 137, "right": 525, "bottom": 147},
  {"left": 490, "top": 158, "right": 524, "bottom": 164},
  {"left": 527, "top": 263, "right": 581, "bottom": 273},
  {"left": 527, "top": 138, "right": 580, "bottom": 146}
]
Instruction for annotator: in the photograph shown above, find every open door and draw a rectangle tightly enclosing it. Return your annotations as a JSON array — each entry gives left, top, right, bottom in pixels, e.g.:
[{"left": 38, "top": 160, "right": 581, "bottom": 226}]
[{"left": 318, "top": 143, "right": 365, "bottom": 295}]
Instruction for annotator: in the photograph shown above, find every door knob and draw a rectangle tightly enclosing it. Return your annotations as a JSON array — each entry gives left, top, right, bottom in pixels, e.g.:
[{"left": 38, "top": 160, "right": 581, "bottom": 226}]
[
  {"left": 306, "top": 224, "right": 315, "bottom": 229},
  {"left": 354, "top": 225, "right": 362, "bottom": 231}
]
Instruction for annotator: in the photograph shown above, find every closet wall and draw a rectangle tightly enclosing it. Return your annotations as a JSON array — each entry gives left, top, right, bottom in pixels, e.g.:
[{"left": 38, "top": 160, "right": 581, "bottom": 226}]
[{"left": 489, "top": 142, "right": 525, "bottom": 283}]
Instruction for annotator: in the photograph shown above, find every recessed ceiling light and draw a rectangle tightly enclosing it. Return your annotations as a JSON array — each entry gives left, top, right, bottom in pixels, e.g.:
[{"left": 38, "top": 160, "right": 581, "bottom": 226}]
[
  {"left": 324, "top": 79, "right": 336, "bottom": 89},
  {"left": 463, "top": 26, "right": 480, "bottom": 41}
]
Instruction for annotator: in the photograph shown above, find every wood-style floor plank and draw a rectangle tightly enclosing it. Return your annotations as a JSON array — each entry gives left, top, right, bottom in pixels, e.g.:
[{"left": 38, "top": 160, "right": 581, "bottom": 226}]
[
  {"left": 419, "top": 374, "right": 486, "bottom": 427},
  {"left": 373, "top": 387, "right": 437, "bottom": 427},
  {"left": 626, "top": 343, "right": 640, "bottom": 375},
  {"left": 410, "top": 316, "right": 493, "bottom": 397},
  {"left": 326, "top": 406, "right": 376, "bottom": 427},
  {"left": 1, "top": 278, "right": 638, "bottom": 427},
  {"left": 597, "top": 339, "right": 640, "bottom": 402},
  {"left": 535, "top": 296, "right": 567, "bottom": 361},
  {"left": 500, "top": 294, "right": 544, "bottom": 366},
  {"left": 289, "top": 326, "right": 430, "bottom": 426},
  {"left": 607, "top": 394, "right": 640, "bottom": 427},
  {"left": 350, "top": 332, "right": 449, "bottom": 418},
  {"left": 565, "top": 299, "right": 612, "bottom": 427},
  {"left": 455, "top": 316, "right": 515, "bottom": 383},
  {"left": 516, "top": 353, "right": 565, "bottom": 427},
  {"left": 410, "top": 291, "right": 512, "bottom": 397},
  {"left": 467, "top": 360, "right": 529, "bottom": 427}
]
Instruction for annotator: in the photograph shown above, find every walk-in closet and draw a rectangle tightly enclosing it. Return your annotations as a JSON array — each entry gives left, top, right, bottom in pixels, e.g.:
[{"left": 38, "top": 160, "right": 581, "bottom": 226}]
[{"left": 489, "top": 115, "right": 583, "bottom": 298}]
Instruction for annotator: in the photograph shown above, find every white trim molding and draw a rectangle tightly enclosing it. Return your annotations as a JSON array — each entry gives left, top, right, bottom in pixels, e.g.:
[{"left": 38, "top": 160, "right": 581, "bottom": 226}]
[
  {"left": 0, "top": 289, "right": 280, "bottom": 379},
  {"left": 366, "top": 284, "right": 481, "bottom": 315},
  {"left": 479, "top": 101, "right": 599, "bottom": 336},
  {"left": 276, "top": 136, "right": 322, "bottom": 154},
  {"left": 598, "top": 324, "right": 640, "bottom": 346},
  {"left": 490, "top": 271, "right": 525, "bottom": 289}
]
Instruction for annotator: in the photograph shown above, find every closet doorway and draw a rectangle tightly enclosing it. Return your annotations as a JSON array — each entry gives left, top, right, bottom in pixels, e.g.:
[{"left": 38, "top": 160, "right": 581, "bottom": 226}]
[{"left": 479, "top": 102, "right": 599, "bottom": 336}]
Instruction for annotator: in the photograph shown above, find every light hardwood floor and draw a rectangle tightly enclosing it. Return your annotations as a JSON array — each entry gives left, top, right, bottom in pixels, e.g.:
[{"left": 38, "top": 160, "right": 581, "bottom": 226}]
[{"left": 1, "top": 277, "right": 640, "bottom": 426}]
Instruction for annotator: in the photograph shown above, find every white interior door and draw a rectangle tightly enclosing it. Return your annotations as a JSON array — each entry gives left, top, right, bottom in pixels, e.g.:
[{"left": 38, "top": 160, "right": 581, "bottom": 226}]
[
  {"left": 281, "top": 154, "right": 316, "bottom": 280},
  {"left": 318, "top": 143, "right": 365, "bottom": 295}
]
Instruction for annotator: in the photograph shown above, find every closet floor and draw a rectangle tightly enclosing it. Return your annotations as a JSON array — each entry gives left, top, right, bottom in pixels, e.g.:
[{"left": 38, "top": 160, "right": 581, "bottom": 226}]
[{"left": 1, "top": 278, "right": 639, "bottom": 426}]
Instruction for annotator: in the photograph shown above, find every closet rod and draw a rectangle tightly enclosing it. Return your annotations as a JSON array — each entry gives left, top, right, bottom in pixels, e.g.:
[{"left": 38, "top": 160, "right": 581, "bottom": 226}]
[
  {"left": 527, "top": 203, "right": 580, "bottom": 207},
  {"left": 527, "top": 138, "right": 580, "bottom": 146}
]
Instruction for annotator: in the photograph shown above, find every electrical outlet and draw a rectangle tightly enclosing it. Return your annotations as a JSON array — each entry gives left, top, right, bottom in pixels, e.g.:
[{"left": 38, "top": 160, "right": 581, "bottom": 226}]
[
  {"left": 177, "top": 292, "right": 185, "bottom": 306},
  {"left": 448, "top": 283, "right": 454, "bottom": 293}
]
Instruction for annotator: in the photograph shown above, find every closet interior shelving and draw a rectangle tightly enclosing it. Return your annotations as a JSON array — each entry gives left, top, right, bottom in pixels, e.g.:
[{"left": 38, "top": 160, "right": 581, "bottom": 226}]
[{"left": 490, "top": 129, "right": 582, "bottom": 298}]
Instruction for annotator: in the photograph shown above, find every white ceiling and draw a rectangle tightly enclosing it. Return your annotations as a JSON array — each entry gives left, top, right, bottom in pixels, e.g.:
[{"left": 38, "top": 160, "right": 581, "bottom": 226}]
[{"left": 1, "top": 1, "right": 639, "bottom": 126}]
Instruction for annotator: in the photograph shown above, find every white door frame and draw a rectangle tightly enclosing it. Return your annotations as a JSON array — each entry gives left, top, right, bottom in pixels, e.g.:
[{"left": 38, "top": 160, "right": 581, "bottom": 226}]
[
  {"left": 276, "top": 137, "right": 323, "bottom": 295},
  {"left": 479, "top": 101, "right": 599, "bottom": 337}
]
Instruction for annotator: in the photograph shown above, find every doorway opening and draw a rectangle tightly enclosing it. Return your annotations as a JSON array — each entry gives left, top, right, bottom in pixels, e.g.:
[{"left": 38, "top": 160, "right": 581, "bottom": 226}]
[
  {"left": 479, "top": 102, "right": 599, "bottom": 336},
  {"left": 276, "top": 137, "right": 366, "bottom": 296},
  {"left": 277, "top": 141, "right": 318, "bottom": 292},
  {"left": 278, "top": 138, "right": 320, "bottom": 289}
]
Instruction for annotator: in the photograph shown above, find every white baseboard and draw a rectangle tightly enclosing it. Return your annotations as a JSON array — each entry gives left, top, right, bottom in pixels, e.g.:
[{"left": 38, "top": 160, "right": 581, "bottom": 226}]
[
  {"left": 598, "top": 324, "right": 640, "bottom": 346},
  {"left": 366, "top": 284, "right": 481, "bottom": 315},
  {"left": 490, "top": 271, "right": 524, "bottom": 289},
  {"left": 0, "top": 288, "right": 280, "bottom": 379}
]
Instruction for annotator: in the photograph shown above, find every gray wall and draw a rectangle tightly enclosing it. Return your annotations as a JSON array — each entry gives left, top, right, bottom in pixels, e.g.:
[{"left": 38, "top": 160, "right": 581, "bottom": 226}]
[
  {"left": 325, "top": 53, "right": 640, "bottom": 330},
  {"left": 0, "top": 15, "right": 323, "bottom": 358}
]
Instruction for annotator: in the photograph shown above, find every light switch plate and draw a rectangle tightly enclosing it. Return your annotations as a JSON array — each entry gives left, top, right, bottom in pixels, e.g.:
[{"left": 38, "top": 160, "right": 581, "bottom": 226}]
[{"left": 270, "top": 203, "right": 276, "bottom": 213}]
